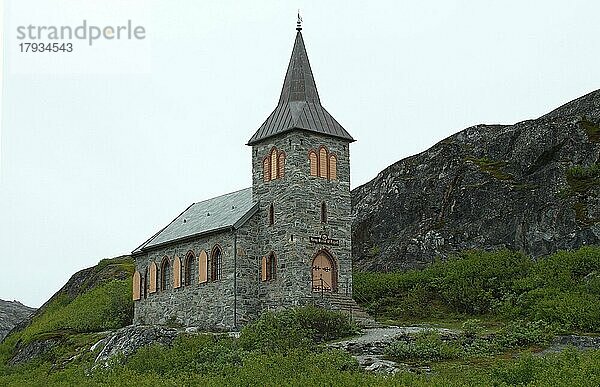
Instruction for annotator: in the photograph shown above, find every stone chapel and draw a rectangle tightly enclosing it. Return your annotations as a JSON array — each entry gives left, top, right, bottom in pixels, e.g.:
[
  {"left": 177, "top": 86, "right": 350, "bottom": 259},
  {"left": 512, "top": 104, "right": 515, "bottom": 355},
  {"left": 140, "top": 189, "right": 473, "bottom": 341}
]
[{"left": 131, "top": 21, "right": 357, "bottom": 330}]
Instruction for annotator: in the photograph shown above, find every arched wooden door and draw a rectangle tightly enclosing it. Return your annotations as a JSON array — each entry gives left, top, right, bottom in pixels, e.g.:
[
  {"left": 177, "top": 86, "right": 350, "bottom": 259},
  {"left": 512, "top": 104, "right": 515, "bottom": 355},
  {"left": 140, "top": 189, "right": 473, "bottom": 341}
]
[{"left": 312, "top": 251, "right": 336, "bottom": 292}]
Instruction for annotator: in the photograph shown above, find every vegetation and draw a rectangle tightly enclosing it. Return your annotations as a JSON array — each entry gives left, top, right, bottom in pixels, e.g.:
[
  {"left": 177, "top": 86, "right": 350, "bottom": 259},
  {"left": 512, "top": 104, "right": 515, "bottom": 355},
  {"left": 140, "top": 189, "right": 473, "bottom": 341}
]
[
  {"left": 466, "top": 156, "right": 513, "bottom": 180},
  {"left": 580, "top": 116, "right": 600, "bottom": 143},
  {"left": 565, "top": 164, "right": 600, "bottom": 195},
  {"left": 2, "top": 248, "right": 600, "bottom": 385},
  {"left": 354, "top": 247, "right": 600, "bottom": 332}
]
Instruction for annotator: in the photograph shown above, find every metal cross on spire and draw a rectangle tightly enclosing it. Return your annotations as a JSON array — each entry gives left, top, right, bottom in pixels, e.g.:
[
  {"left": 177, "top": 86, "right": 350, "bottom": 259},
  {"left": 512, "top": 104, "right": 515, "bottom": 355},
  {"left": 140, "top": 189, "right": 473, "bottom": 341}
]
[{"left": 296, "top": 11, "right": 302, "bottom": 31}]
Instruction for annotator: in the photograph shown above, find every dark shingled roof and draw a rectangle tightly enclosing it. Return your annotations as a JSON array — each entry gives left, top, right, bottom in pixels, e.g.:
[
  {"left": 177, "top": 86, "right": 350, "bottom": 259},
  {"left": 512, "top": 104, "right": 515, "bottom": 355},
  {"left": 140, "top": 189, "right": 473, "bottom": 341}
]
[
  {"left": 132, "top": 188, "right": 257, "bottom": 254},
  {"left": 247, "top": 30, "right": 354, "bottom": 145}
]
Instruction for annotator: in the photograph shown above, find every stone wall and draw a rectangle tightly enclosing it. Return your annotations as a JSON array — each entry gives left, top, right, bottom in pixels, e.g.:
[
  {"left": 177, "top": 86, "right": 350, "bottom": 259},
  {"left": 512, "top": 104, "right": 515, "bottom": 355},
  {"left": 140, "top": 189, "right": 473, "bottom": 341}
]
[
  {"left": 133, "top": 218, "right": 261, "bottom": 330},
  {"left": 251, "top": 130, "right": 353, "bottom": 309}
]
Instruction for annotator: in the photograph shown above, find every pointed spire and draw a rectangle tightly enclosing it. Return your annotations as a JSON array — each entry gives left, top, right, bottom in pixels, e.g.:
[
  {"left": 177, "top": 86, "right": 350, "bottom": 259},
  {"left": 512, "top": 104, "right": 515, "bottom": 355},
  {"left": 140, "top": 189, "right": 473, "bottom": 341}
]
[
  {"left": 278, "top": 24, "right": 320, "bottom": 104},
  {"left": 247, "top": 17, "right": 354, "bottom": 145}
]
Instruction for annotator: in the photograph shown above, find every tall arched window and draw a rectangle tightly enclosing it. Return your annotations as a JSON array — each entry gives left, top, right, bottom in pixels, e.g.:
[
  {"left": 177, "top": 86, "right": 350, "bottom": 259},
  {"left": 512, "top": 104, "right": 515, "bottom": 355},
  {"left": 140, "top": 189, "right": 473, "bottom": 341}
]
[
  {"left": 309, "top": 146, "right": 337, "bottom": 181},
  {"left": 211, "top": 245, "right": 222, "bottom": 281},
  {"left": 263, "top": 157, "right": 270, "bottom": 182},
  {"left": 143, "top": 268, "right": 148, "bottom": 299},
  {"left": 149, "top": 262, "right": 158, "bottom": 294},
  {"left": 278, "top": 152, "right": 286, "bottom": 178},
  {"left": 173, "top": 256, "right": 181, "bottom": 289},
  {"left": 261, "top": 252, "right": 277, "bottom": 281},
  {"left": 184, "top": 251, "right": 196, "bottom": 286},
  {"left": 263, "top": 147, "right": 286, "bottom": 182},
  {"left": 132, "top": 271, "right": 141, "bottom": 301},
  {"left": 309, "top": 151, "right": 318, "bottom": 176},
  {"left": 329, "top": 154, "right": 337, "bottom": 180},
  {"left": 268, "top": 203, "right": 274, "bottom": 226},
  {"left": 321, "top": 201, "right": 327, "bottom": 223},
  {"left": 160, "top": 257, "right": 171, "bottom": 291},
  {"left": 199, "top": 250, "right": 208, "bottom": 283},
  {"left": 319, "top": 147, "right": 328, "bottom": 178},
  {"left": 270, "top": 148, "right": 278, "bottom": 180}
]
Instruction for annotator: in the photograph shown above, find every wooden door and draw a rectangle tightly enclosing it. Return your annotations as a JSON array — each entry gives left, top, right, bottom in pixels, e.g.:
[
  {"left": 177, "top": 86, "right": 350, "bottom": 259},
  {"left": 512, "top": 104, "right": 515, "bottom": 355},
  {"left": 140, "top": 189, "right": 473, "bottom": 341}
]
[{"left": 312, "top": 252, "right": 335, "bottom": 292}]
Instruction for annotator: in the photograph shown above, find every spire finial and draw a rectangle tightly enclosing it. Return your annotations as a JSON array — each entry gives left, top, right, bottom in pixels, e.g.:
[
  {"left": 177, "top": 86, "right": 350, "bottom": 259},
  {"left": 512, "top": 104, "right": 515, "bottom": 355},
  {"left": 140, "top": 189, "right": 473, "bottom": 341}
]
[{"left": 296, "top": 10, "right": 302, "bottom": 31}]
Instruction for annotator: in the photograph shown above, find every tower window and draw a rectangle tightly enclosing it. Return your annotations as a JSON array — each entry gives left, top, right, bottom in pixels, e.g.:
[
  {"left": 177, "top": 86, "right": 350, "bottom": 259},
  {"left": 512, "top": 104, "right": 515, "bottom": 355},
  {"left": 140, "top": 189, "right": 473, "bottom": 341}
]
[
  {"left": 309, "top": 151, "right": 318, "bottom": 176},
  {"left": 319, "top": 147, "right": 328, "bottom": 178},
  {"left": 268, "top": 203, "right": 274, "bottom": 225},
  {"left": 321, "top": 201, "right": 327, "bottom": 223},
  {"left": 263, "top": 158, "right": 270, "bottom": 182},
  {"left": 263, "top": 147, "right": 285, "bottom": 182},
  {"left": 329, "top": 154, "right": 337, "bottom": 180},
  {"left": 261, "top": 252, "right": 277, "bottom": 281},
  {"left": 308, "top": 146, "right": 337, "bottom": 180}
]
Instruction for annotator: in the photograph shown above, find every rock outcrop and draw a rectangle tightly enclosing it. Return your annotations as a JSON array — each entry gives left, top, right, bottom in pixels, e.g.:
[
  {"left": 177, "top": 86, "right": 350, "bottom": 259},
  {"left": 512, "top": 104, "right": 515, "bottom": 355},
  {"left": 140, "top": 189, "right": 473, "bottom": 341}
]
[
  {"left": 0, "top": 300, "right": 35, "bottom": 342},
  {"left": 352, "top": 89, "right": 600, "bottom": 271}
]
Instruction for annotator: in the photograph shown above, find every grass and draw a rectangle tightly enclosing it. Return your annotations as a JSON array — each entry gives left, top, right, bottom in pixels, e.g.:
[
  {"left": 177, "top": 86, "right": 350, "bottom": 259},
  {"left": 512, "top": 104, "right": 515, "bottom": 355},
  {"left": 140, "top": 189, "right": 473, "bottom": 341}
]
[
  {"left": 580, "top": 117, "right": 600, "bottom": 143},
  {"left": 353, "top": 247, "right": 600, "bottom": 332},
  {"left": 565, "top": 164, "right": 600, "bottom": 195},
  {"left": 3, "top": 248, "right": 600, "bottom": 385},
  {"left": 465, "top": 156, "right": 513, "bottom": 180}
]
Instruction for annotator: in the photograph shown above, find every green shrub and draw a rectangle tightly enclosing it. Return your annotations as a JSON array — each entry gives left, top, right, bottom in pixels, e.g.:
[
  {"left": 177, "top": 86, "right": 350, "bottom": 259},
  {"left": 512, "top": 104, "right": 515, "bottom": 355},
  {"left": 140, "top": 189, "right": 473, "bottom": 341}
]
[
  {"left": 124, "top": 334, "right": 242, "bottom": 376},
  {"left": 384, "top": 330, "right": 460, "bottom": 362},
  {"left": 238, "top": 306, "right": 357, "bottom": 353},
  {"left": 493, "top": 320, "right": 555, "bottom": 348}
]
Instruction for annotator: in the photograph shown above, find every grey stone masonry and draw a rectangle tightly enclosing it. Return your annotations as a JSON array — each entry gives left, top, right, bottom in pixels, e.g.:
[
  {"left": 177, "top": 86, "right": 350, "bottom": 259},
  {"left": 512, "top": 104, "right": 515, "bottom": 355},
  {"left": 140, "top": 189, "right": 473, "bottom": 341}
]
[
  {"left": 251, "top": 130, "right": 353, "bottom": 310},
  {"left": 132, "top": 27, "right": 355, "bottom": 331}
]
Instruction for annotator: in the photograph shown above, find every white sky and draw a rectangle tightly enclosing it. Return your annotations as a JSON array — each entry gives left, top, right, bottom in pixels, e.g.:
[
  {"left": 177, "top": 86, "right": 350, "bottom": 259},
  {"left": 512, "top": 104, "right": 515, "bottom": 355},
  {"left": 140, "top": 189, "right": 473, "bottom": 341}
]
[{"left": 2, "top": 0, "right": 600, "bottom": 308}]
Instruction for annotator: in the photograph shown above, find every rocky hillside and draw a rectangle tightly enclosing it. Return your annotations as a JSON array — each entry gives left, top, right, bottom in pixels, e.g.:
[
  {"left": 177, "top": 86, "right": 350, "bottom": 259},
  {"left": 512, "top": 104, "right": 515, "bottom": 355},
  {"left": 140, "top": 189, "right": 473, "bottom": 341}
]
[
  {"left": 3, "top": 256, "right": 134, "bottom": 366},
  {"left": 0, "top": 300, "right": 35, "bottom": 342},
  {"left": 352, "top": 89, "right": 600, "bottom": 271}
]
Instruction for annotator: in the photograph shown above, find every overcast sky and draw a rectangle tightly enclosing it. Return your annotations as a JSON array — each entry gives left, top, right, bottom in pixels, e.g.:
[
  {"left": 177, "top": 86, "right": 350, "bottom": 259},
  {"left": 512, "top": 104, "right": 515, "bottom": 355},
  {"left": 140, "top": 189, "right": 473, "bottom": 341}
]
[{"left": 2, "top": 0, "right": 600, "bottom": 307}]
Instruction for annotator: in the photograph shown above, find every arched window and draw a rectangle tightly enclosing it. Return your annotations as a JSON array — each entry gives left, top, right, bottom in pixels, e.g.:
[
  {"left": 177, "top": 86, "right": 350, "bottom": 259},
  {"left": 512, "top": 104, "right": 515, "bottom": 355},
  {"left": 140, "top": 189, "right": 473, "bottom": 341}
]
[
  {"left": 268, "top": 203, "right": 274, "bottom": 226},
  {"left": 199, "top": 250, "right": 208, "bottom": 283},
  {"left": 160, "top": 257, "right": 171, "bottom": 291},
  {"left": 261, "top": 252, "right": 277, "bottom": 281},
  {"left": 270, "top": 148, "right": 278, "bottom": 180},
  {"left": 184, "top": 251, "right": 196, "bottom": 286},
  {"left": 132, "top": 271, "right": 141, "bottom": 301},
  {"left": 309, "top": 151, "right": 318, "bottom": 176},
  {"left": 211, "top": 245, "right": 222, "bottom": 281},
  {"left": 148, "top": 262, "right": 158, "bottom": 294},
  {"left": 263, "top": 157, "right": 270, "bottom": 182},
  {"left": 143, "top": 269, "right": 148, "bottom": 299},
  {"left": 329, "top": 154, "right": 337, "bottom": 180},
  {"left": 319, "top": 147, "right": 328, "bottom": 178},
  {"left": 321, "top": 201, "right": 327, "bottom": 223},
  {"left": 263, "top": 147, "right": 286, "bottom": 182},
  {"left": 277, "top": 152, "right": 285, "bottom": 178},
  {"left": 173, "top": 256, "right": 181, "bottom": 289}
]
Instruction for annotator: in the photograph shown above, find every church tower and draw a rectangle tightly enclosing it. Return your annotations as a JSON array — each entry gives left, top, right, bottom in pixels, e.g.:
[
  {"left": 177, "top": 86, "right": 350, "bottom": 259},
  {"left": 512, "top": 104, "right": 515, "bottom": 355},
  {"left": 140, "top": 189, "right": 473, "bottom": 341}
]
[{"left": 247, "top": 19, "right": 355, "bottom": 308}]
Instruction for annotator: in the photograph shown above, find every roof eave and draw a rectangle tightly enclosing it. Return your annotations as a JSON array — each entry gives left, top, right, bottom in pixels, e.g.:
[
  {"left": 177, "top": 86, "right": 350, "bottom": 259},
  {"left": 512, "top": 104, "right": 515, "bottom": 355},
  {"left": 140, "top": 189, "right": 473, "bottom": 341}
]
[{"left": 247, "top": 126, "right": 355, "bottom": 146}]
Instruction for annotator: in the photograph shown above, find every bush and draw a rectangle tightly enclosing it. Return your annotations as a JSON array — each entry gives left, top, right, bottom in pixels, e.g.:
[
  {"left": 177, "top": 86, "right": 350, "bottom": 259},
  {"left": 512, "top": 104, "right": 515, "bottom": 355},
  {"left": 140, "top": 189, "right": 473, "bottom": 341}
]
[
  {"left": 493, "top": 320, "right": 555, "bottom": 348},
  {"left": 238, "top": 307, "right": 357, "bottom": 353},
  {"left": 384, "top": 330, "right": 460, "bottom": 362},
  {"left": 354, "top": 246, "right": 600, "bottom": 332}
]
